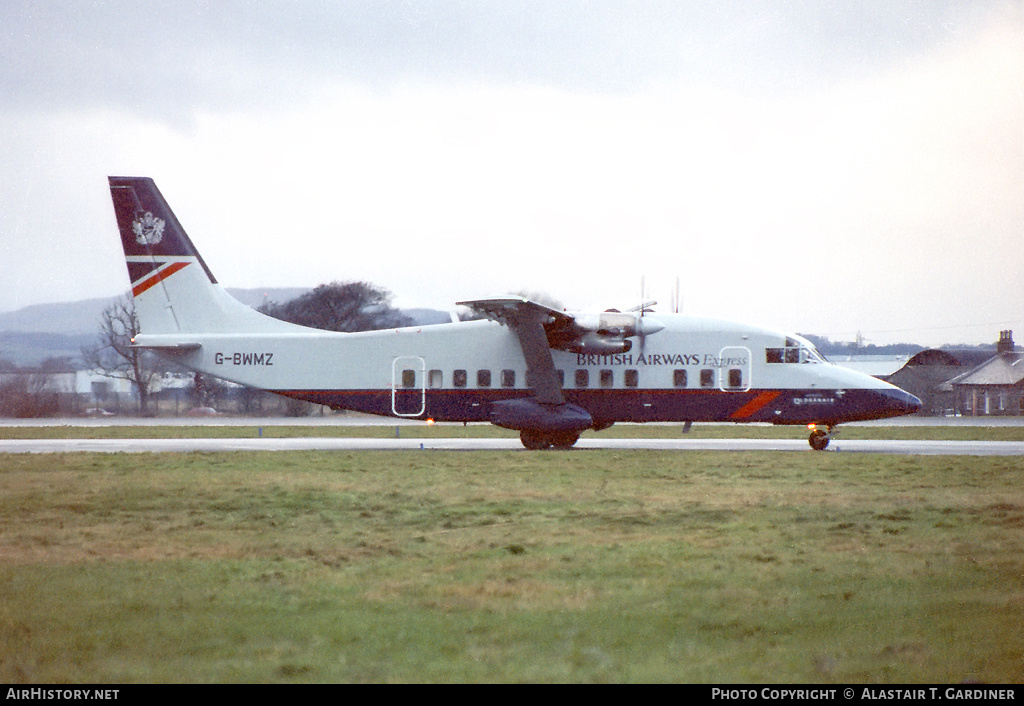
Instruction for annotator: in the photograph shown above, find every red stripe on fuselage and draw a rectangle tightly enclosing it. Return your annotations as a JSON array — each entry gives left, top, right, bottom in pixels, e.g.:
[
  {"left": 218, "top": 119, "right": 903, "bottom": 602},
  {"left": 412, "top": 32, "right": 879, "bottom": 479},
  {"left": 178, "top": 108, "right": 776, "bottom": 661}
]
[
  {"left": 729, "top": 390, "right": 782, "bottom": 419},
  {"left": 132, "top": 261, "right": 190, "bottom": 297}
]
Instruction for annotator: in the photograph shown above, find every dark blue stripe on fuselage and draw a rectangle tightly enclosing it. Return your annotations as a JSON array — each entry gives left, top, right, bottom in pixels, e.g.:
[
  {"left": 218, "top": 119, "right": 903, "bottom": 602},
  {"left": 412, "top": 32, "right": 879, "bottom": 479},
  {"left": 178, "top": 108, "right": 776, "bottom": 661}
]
[{"left": 275, "top": 386, "right": 919, "bottom": 426}]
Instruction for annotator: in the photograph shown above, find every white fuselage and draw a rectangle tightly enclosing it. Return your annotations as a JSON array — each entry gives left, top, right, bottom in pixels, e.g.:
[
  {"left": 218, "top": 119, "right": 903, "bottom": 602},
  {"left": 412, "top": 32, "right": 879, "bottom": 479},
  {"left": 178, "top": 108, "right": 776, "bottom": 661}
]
[{"left": 137, "top": 310, "right": 910, "bottom": 426}]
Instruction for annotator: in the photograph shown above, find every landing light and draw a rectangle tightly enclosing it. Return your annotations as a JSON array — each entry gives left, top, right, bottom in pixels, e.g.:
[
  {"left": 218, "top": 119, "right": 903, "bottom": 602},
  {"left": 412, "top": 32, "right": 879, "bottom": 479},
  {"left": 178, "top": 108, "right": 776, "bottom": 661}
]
[
  {"left": 807, "top": 423, "right": 817, "bottom": 431},
  {"left": 426, "top": 418, "right": 435, "bottom": 426}
]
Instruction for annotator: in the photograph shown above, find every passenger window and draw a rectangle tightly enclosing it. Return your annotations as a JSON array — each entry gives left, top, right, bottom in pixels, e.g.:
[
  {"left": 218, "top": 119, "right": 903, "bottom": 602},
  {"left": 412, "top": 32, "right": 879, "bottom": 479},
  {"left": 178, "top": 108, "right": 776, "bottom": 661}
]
[
  {"left": 555, "top": 370, "right": 565, "bottom": 387},
  {"left": 625, "top": 369, "right": 639, "bottom": 387},
  {"left": 501, "top": 369, "right": 515, "bottom": 388},
  {"left": 401, "top": 369, "right": 416, "bottom": 388},
  {"left": 600, "top": 369, "right": 613, "bottom": 388},
  {"left": 700, "top": 369, "right": 715, "bottom": 388},
  {"left": 575, "top": 369, "right": 589, "bottom": 388},
  {"left": 673, "top": 369, "right": 688, "bottom": 388},
  {"left": 453, "top": 369, "right": 467, "bottom": 388},
  {"left": 477, "top": 369, "right": 491, "bottom": 387},
  {"left": 728, "top": 368, "right": 743, "bottom": 389},
  {"left": 428, "top": 370, "right": 443, "bottom": 388}
]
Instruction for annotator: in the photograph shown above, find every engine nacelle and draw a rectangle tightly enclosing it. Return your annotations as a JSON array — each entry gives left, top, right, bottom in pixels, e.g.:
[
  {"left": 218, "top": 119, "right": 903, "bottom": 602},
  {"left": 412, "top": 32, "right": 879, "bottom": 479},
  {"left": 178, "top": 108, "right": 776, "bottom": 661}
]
[
  {"left": 566, "top": 332, "right": 632, "bottom": 355},
  {"left": 546, "top": 311, "right": 662, "bottom": 353}
]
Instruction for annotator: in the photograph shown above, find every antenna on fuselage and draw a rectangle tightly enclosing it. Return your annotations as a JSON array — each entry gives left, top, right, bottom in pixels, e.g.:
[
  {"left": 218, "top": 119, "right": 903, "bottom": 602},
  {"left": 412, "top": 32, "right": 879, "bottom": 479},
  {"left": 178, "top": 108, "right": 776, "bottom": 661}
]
[
  {"left": 636, "top": 276, "right": 656, "bottom": 316},
  {"left": 640, "top": 276, "right": 645, "bottom": 318}
]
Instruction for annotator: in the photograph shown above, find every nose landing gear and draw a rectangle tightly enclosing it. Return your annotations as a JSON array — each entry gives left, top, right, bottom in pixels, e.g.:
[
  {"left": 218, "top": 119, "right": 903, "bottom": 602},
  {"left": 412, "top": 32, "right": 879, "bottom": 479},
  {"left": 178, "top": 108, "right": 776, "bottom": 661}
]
[{"left": 808, "top": 424, "right": 834, "bottom": 451}]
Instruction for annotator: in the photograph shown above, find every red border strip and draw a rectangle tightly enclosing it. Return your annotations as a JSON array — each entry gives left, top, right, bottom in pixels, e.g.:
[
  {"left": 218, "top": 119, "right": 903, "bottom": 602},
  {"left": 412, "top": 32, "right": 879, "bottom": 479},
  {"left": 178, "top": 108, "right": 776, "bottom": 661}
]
[
  {"left": 729, "top": 390, "right": 782, "bottom": 419},
  {"left": 132, "top": 261, "right": 190, "bottom": 297}
]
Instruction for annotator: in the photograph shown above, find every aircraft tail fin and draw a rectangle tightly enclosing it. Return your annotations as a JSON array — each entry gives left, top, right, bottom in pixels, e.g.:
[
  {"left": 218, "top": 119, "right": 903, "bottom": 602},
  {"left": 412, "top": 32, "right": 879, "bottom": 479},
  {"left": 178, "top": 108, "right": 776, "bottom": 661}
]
[{"left": 108, "top": 176, "right": 297, "bottom": 336}]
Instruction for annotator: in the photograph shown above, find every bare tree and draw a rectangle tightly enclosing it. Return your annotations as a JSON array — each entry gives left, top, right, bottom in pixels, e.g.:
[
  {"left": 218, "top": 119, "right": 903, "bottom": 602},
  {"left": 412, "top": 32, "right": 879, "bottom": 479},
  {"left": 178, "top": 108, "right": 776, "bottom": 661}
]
[{"left": 82, "top": 294, "right": 158, "bottom": 415}]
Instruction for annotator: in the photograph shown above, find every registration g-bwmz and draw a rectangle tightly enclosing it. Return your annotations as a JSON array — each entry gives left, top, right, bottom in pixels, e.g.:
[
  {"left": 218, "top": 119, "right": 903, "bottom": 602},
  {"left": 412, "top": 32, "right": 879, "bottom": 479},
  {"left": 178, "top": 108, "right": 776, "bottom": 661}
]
[{"left": 109, "top": 177, "right": 921, "bottom": 450}]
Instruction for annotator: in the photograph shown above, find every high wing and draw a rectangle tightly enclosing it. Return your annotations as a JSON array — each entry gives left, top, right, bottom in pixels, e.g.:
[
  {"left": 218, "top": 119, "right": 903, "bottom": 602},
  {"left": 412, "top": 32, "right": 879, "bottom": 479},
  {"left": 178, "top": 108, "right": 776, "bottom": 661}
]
[
  {"left": 457, "top": 297, "right": 672, "bottom": 446},
  {"left": 458, "top": 296, "right": 668, "bottom": 402},
  {"left": 457, "top": 297, "right": 604, "bottom": 446},
  {"left": 457, "top": 298, "right": 568, "bottom": 405}
]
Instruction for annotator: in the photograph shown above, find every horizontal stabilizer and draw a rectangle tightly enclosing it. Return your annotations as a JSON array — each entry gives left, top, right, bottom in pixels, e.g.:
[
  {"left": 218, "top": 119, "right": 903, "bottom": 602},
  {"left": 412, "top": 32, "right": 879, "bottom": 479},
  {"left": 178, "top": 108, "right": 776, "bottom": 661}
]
[{"left": 131, "top": 341, "right": 201, "bottom": 353}]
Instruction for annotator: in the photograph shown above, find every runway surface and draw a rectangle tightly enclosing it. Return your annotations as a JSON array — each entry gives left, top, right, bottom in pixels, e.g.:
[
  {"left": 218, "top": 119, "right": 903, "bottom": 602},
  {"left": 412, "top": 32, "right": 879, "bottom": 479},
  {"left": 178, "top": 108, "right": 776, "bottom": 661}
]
[
  {"left": 2, "top": 417, "right": 1022, "bottom": 455},
  {"left": 2, "top": 436, "right": 1022, "bottom": 455}
]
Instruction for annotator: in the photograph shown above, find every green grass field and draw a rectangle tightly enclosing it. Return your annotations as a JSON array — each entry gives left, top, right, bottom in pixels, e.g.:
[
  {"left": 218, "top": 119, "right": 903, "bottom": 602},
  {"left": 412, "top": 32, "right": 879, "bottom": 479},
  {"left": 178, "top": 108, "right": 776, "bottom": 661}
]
[{"left": 0, "top": 442, "right": 1021, "bottom": 683}]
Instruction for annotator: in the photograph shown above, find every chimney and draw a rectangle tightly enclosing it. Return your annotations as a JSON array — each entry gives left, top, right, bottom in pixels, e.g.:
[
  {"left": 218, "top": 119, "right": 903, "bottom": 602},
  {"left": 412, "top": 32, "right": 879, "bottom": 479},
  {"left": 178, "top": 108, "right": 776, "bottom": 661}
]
[{"left": 997, "top": 330, "right": 1014, "bottom": 354}]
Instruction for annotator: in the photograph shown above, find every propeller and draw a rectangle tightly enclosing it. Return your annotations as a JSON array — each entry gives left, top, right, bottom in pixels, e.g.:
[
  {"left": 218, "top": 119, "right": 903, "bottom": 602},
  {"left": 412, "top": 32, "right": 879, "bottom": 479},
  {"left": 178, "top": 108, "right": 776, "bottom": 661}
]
[
  {"left": 640, "top": 276, "right": 653, "bottom": 355},
  {"left": 549, "top": 278, "right": 665, "bottom": 356},
  {"left": 626, "top": 278, "right": 659, "bottom": 356}
]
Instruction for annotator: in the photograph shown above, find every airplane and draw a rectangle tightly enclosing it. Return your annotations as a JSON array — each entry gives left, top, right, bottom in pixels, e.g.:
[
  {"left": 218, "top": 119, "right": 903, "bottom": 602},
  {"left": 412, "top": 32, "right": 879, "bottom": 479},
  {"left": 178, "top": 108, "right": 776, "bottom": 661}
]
[{"left": 108, "top": 176, "right": 922, "bottom": 450}]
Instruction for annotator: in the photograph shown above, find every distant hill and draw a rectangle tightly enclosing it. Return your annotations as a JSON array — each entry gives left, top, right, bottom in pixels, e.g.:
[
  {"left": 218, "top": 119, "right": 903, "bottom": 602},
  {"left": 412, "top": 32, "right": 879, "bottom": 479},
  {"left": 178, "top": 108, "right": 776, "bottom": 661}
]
[
  {"left": 0, "top": 289, "right": 451, "bottom": 366},
  {"left": 0, "top": 289, "right": 312, "bottom": 336},
  {"left": 0, "top": 332, "right": 97, "bottom": 367},
  {"left": 0, "top": 297, "right": 116, "bottom": 337}
]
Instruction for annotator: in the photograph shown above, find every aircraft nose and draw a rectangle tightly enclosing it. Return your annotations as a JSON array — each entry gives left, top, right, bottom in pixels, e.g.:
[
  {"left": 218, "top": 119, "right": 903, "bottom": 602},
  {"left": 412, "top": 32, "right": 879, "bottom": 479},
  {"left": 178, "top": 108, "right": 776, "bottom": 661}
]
[{"left": 883, "top": 387, "right": 922, "bottom": 417}]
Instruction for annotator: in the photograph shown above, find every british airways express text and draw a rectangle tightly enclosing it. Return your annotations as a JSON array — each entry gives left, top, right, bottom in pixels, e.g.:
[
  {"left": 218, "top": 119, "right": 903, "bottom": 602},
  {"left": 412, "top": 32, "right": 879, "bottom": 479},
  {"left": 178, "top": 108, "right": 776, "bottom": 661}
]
[{"left": 575, "top": 353, "right": 747, "bottom": 367}]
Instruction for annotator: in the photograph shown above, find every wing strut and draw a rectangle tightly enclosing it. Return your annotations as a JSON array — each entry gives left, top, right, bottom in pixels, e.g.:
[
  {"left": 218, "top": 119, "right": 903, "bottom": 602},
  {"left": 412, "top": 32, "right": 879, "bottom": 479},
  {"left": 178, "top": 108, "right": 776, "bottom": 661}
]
[{"left": 457, "top": 298, "right": 565, "bottom": 404}]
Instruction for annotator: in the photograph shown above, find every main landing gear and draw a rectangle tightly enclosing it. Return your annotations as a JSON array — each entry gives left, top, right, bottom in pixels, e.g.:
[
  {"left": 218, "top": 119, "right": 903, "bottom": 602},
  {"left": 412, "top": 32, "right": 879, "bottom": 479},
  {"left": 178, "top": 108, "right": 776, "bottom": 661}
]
[
  {"left": 520, "top": 430, "right": 581, "bottom": 450},
  {"left": 808, "top": 424, "right": 834, "bottom": 451}
]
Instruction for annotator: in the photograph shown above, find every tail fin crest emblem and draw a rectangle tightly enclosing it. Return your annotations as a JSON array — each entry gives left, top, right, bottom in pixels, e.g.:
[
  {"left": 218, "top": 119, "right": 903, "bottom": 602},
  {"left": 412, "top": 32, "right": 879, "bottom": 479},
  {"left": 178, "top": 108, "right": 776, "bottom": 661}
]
[{"left": 133, "top": 212, "right": 165, "bottom": 245}]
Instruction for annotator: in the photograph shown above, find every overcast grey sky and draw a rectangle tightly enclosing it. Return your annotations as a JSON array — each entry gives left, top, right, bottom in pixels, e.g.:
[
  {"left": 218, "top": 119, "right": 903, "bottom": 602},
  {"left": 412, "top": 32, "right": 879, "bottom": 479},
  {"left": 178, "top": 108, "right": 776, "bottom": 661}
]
[{"left": 2, "top": 1, "right": 1022, "bottom": 346}]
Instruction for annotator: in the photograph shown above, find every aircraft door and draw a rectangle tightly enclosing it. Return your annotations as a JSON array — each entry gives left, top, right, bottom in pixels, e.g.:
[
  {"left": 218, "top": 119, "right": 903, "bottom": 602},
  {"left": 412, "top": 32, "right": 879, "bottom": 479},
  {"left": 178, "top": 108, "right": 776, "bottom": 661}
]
[
  {"left": 391, "top": 357, "right": 426, "bottom": 417},
  {"left": 718, "top": 346, "right": 751, "bottom": 392}
]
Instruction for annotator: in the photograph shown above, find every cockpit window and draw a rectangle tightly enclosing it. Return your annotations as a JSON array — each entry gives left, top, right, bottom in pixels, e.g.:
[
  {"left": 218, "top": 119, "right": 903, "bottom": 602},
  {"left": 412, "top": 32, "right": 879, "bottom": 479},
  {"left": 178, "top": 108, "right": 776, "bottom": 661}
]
[
  {"left": 766, "top": 337, "right": 827, "bottom": 364},
  {"left": 801, "top": 345, "right": 827, "bottom": 364}
]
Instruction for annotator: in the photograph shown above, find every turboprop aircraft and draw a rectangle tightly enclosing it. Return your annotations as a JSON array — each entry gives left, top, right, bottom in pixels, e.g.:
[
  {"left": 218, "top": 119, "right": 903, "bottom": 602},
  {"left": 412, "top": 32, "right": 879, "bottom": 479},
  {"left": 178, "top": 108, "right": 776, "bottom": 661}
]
[{"left": 108, "top": 176, "right": 921, "bottom": 450}]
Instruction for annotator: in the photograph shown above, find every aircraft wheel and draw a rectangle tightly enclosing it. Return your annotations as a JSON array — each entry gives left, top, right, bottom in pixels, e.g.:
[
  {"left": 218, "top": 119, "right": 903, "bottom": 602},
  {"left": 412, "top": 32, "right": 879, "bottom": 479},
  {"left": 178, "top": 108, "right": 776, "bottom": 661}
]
[
  {"left": 520, "top": 430, "right": 551, "bottom": 450},
  {"left": 809, "top": 429, "right": 830, "bottom": 451},
  {"left": 549, "top": 432, "right": 580, "bottom": 450}
]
